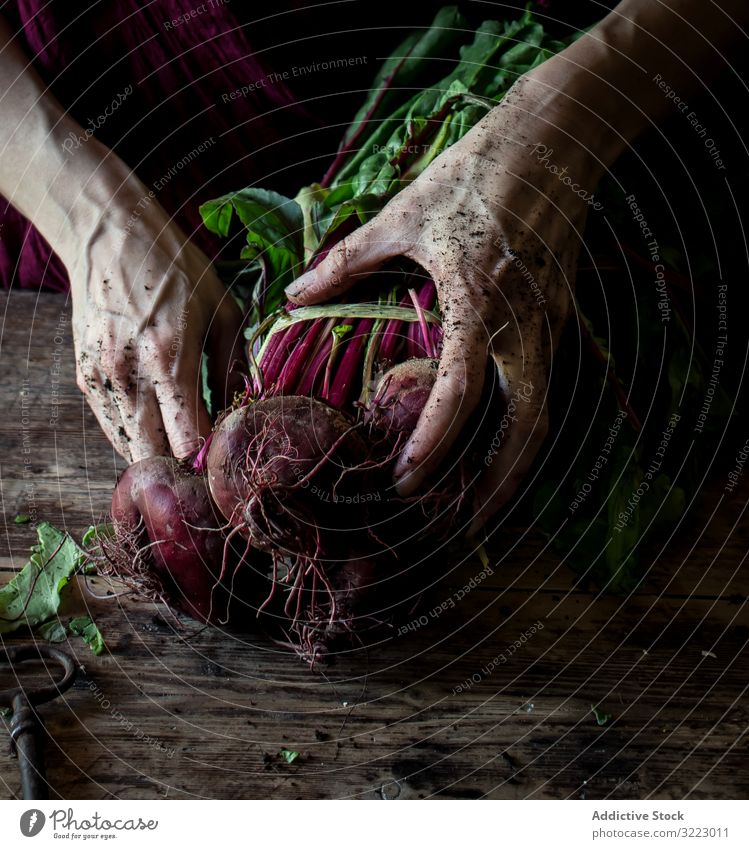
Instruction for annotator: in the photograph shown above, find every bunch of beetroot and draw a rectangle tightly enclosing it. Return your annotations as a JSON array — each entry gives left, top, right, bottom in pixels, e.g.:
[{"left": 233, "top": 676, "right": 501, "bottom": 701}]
[
  {"left": 106, "top": 2, "right": 558, "bottom": 662},
  {"left": 107, "top": 263, "right": 495, "bottom": 664}
]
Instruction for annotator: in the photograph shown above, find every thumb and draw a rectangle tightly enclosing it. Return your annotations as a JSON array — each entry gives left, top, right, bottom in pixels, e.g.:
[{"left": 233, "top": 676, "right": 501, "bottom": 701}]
[{"left": 285, "top": 217, "right": 395, "bottom": 305}]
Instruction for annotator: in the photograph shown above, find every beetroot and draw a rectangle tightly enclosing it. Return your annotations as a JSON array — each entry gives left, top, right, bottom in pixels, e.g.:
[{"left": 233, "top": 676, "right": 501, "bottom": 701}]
[
  {"left": 103, "top": 280, "right": 473, "bottom": 664},
  {"left": 206, "top": 396, "right": 371, "bottom": 555},
  {"left": 365, "top": 358, "right": 439, "bottom": 437},
  {"left": 290, "top": 556, "right": 385, "bottom": 664},
  {"left": 108, "top": 456, "right": 260, "bottom": 625},
  {"left": 202, "top": 395, "right": 417, "bottom": 661}
]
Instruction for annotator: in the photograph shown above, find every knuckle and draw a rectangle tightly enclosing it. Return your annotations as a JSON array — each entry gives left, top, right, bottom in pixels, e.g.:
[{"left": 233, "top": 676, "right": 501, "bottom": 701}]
[
  {"left": 109, "top": 355, "right": 134, "bottom": 388},
  {"left": 325, "top": 240, "right": 356, "bottom": 285},
  {"left": 75, "top": 369, "right": 90, "bottom": 395},
  {"left": 139, "top": 330, "right": 172, "bottom": 373},
  {"left": 436, "top": 369, "right": 469, "bottom": 407}
]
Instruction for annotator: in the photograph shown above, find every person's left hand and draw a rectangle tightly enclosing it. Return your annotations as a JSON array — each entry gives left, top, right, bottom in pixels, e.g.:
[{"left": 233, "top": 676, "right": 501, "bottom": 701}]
[
  {"left": 62, "top": 178, "right": 245, "bottom": 463},
  {"left": 286, "top": 78, "right": 602, "bottom": 533}
]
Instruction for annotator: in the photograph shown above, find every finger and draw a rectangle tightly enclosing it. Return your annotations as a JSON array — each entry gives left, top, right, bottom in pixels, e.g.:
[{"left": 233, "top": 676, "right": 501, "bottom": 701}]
[
  {"left": 393, "top": 298, "right": 488, "bottom": 495},
  {"left": 77, "top": 366, "right": 133, "bottom": 462},
  {"left": 153, "top": 349, "right": 213, "bottom": 459},
  {"left": 116, "top": 379, "right": 170, "bottom": 462},
  {"left": 468, "top": 344, "right": 550, "bottom": 537},
  {"left": 284, "top": 216, "right": 399, "bottom": 305}
]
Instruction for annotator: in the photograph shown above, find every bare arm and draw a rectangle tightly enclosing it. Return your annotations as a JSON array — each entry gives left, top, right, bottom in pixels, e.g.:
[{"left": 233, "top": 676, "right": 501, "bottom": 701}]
[
  {"left": 0, "top": 16, "right": 244, "bottom": 461},
  {"left": 524, "top": 0, "right": 747, "bottom": 165}
]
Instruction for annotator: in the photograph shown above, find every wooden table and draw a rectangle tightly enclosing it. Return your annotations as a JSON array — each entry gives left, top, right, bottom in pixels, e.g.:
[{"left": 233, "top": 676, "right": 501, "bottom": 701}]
[{"left": 1, "top": 289, "right": 747, "bottom": 800}]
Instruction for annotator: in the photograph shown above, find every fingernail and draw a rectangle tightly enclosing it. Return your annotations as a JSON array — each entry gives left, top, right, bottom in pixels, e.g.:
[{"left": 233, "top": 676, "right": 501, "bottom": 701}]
[{"left": 285, "top": 271, "right": 312, "bottom": 299}]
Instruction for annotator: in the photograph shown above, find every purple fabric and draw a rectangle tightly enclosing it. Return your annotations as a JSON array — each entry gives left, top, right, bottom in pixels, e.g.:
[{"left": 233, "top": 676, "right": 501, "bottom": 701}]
[{"left": 0, "top": 0, "right": 321, "bottom": 291}]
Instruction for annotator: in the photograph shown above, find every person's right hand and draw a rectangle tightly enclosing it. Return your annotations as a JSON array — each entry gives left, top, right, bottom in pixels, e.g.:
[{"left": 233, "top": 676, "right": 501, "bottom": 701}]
[
  {"left": 286, "top": 76, "right": 603, "bottom": 532},
  {"left": 62, "top": 178, "right": 245, "bottom": 463}
]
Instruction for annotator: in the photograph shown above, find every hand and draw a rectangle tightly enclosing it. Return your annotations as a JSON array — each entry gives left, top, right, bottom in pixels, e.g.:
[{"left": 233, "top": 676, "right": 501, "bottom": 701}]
[
  {"left": 286, "top": 76, "right": 605, "bottom": 532},
  {"left": 63, "top": 182, "right": 245, "bottom": 462}
]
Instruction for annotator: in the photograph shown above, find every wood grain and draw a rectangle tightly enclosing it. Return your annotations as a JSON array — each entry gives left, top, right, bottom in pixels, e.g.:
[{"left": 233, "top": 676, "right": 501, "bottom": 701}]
[{"left": 0, "top": 290, "right": 747, "bottom": 800}]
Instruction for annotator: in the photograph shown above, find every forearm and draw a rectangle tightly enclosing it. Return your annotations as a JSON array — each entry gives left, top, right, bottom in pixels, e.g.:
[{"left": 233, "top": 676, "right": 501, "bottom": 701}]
[
  {"left": 522, "top": 0, "right": 748, "bottom": 167},
  {"left": 0, "top": 15, "right": 133, "bottom": 268}
]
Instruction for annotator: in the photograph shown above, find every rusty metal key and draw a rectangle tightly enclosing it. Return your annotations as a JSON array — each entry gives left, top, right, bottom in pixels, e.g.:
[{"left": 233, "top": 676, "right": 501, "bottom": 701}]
[{"left": 0, "top": 643, "right": 77, "bottom": 800}]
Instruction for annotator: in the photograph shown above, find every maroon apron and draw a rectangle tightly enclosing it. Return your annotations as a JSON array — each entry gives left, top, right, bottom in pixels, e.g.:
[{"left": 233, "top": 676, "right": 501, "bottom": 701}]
[
  {"left": 0, "top": 0, "right": 321, "bottom": 291},
  {"left": 0, "top": 0, "right": 568, "bottom": 291}
]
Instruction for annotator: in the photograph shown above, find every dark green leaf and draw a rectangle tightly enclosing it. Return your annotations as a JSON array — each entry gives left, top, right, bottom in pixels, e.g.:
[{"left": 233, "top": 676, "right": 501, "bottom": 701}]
[
  {"left": 0, "top": 522, "right": 86, "bottom": 635},
  {"left": 336, "top": 13, "right": 571, "bottom": 197},
  {"left": 200, "top": 188, "right": 304, "bottom": 327},
  {"left": 14, "top": 514, "right": 30, "bottom": 525},
  {"left": 199, "top": 197, "right": 234, "bottom": 237},
  {"left": 315, "top": 194, "right": 383, "bottom": 247},
  {"left": 341, "top": 6, "right": 468, "bottom": 147},
  {"left": 38, "top": 619, "right": 67, "bottom": 643}
]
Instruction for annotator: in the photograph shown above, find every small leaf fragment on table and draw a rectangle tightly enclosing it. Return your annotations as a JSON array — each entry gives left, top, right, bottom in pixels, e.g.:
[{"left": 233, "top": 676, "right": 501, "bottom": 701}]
[
  {"left": 591, "top": 704, "right": 612, "bottom": 726},
  {"left": 69, "top": 616, "right": 106, "bottom": 656},
  {"left": 14, "top": 514, "right": 30, "bottom": 524},
  {"left": 278, "top": 749, "right": 300, "bottom": 764}
]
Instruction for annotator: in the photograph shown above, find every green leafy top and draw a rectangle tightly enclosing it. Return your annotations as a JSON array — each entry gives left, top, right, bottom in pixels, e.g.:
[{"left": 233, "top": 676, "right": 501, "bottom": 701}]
[
  {"left": 204, "top": 8, "right": 570, "bottom": 330},
  {"left": 201, "top": 188, "right": 305, "bottom": 332}
]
